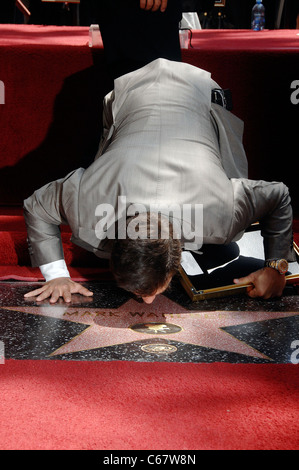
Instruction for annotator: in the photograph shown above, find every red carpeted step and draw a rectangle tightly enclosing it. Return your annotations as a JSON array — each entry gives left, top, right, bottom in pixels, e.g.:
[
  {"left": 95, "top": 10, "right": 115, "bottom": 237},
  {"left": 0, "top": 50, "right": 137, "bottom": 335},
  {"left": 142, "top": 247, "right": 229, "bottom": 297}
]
[{"left": 0, "top": 360, "right": 299, "bottom": 450}]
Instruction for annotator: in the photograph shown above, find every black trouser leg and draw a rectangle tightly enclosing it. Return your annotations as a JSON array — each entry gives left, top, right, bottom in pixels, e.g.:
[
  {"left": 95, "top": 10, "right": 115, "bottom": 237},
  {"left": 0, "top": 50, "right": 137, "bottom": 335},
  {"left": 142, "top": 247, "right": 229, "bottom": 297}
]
[{"left": 92, "top": 0, "right": 183, "bottom": 79}]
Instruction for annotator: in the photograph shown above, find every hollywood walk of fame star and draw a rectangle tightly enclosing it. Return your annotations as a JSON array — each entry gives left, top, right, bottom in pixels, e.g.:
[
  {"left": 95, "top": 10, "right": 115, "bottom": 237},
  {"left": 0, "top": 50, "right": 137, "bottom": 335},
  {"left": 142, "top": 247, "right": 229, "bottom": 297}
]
[{"left": 4, "top": 294, "right": 299, "bottom": 360}]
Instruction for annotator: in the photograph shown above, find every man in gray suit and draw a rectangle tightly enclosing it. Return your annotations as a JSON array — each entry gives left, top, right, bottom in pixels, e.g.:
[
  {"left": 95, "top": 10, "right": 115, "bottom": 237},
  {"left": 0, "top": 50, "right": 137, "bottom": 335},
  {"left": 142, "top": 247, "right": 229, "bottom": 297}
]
[{"left": 23, "top": 0, "right": 296, "bottom": 304}]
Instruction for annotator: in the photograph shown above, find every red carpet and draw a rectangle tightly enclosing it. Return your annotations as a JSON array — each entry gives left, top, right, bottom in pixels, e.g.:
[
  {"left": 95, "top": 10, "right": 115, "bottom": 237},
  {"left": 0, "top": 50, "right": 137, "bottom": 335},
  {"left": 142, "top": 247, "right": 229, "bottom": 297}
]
[{"left": 1, "top": 360, "right": 299, "bottom": 450}]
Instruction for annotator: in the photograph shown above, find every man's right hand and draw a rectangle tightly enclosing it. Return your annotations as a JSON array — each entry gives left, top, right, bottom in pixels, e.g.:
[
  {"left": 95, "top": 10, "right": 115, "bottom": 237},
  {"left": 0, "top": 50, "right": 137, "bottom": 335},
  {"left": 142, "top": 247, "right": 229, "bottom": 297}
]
[
  {"left": 234, "top": 267, "right": 286, "bottom": 300},
  {"left": 140, "top": 0, "right": 168, "bottom": 12},
  {"left": 24, "top": 277, "right": 94, "bottom": 304}
]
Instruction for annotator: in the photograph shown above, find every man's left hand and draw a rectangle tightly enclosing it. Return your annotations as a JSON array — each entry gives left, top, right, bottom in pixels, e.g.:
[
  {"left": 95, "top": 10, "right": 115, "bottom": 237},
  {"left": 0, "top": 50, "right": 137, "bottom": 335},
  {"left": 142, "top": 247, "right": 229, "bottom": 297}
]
[
  {"left": 234, "top": 267, "right": 286, "bottom": 299},
  {"left": 140, "top": 0, "right": 168, "bottom": 12}
]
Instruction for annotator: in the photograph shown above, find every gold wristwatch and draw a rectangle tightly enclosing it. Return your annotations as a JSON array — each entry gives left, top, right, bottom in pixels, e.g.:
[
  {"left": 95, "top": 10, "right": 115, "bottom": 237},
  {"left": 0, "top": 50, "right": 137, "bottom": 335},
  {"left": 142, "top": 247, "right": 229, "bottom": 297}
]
[{"left": 264, "top": 259, "right": 288, "bottom": 275}]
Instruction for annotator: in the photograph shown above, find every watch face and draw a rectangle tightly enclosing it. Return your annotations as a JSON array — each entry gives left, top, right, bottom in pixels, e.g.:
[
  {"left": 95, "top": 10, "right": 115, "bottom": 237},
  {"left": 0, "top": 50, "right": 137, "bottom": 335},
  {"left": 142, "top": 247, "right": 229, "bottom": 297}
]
[{"left": 278, "top": 259, "right": 288, "bottom": 274}]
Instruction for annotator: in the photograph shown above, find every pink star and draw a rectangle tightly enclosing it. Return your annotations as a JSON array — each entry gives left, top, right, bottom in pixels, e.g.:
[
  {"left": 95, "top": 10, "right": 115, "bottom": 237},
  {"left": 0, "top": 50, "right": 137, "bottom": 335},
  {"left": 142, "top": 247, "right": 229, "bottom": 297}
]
[{"left": 6, "top": 295, "right": 298, "bottom": 360}]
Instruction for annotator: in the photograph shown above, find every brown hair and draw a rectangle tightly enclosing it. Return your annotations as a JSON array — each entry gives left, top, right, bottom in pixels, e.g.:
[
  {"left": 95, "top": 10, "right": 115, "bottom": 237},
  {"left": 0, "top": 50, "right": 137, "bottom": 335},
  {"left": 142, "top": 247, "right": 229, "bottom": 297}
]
[{"left": 110, "top": 212, "right": 182, "bottom": 296}]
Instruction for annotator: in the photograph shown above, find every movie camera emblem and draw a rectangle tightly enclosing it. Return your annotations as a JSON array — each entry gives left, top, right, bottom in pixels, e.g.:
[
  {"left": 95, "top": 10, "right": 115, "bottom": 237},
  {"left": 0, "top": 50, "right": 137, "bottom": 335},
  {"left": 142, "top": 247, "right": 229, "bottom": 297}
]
[{"left": 140, "top": 343, "right": 178, "bottom": 355}]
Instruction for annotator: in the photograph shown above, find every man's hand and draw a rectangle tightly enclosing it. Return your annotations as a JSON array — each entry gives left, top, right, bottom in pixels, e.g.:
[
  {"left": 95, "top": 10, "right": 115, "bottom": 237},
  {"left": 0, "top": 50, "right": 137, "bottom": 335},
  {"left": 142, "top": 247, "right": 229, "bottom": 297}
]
[
  {"left": 234, "top": 267, "right": 286, "bottom": 299},
  {"left": 140, "top": 0, "right": 168, "bottom": 12},
  {"left": 24, "top": 277, "right": 93, "bottom": 304}
]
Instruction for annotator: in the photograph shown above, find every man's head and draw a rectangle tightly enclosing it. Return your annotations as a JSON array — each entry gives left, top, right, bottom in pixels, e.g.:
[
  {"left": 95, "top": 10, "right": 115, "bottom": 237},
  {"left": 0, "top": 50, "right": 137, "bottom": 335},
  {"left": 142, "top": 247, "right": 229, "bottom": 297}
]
[{"left": 110, "top": 212, "right": 182, "bottom": 303}]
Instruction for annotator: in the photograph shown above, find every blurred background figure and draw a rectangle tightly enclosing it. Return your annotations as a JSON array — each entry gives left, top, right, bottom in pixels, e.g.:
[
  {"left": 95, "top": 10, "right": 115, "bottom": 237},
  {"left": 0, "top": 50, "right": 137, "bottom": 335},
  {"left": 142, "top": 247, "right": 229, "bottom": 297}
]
[
  {"left": 1, "top": 0, "right": 79, "bottom": 25},
  {"left": 181, "top": 0, "right": 299, "bottom": 29}
]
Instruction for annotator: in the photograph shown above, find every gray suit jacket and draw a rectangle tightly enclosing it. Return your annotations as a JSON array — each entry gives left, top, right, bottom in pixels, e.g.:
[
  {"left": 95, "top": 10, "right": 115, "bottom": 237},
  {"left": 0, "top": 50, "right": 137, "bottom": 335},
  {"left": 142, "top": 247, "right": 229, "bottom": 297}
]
[{"left": 24, "top": 59, "right": 295, "bottom": 266}]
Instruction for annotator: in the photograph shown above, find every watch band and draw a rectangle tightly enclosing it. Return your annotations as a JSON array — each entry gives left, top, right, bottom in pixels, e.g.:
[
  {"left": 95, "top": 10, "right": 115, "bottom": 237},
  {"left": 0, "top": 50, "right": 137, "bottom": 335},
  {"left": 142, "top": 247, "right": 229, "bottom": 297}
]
[{"left": 264, "top": 259, "right": 288, "bottom": 275}]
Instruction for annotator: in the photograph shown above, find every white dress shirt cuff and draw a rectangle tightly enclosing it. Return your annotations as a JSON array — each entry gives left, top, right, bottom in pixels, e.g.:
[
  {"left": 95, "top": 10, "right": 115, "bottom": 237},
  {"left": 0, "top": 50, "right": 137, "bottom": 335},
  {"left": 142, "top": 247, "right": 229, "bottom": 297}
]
[{"left": 39, "top": 259, "right": 70, "bottom": 282}]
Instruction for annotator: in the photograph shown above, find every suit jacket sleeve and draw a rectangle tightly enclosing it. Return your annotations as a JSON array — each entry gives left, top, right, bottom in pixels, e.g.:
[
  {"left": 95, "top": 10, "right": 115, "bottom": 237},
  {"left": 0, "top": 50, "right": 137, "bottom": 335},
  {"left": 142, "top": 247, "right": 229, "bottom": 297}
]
[
  {"left": 23, "top": 169, "right": 82, "bottom": 267},
  {"left": 230, "top": 178, "right": 296, "bottom": 262}
]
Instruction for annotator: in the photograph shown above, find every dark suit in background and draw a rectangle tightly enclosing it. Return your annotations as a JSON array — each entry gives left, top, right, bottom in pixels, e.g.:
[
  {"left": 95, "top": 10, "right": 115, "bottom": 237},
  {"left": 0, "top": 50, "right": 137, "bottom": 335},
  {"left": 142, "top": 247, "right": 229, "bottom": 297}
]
[{"left": 80, "top": 0, "right": 182, "bottom": 79}]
